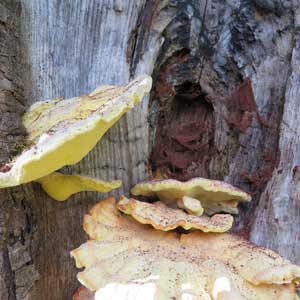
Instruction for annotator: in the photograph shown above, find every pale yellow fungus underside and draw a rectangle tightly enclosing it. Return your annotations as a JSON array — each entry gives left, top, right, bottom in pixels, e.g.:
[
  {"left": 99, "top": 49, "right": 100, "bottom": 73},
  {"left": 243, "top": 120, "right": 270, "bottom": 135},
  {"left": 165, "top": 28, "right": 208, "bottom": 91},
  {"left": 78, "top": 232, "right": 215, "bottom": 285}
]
[
  {"left": 0, "top": 74, "right": 152, "bottom": 188},
  {"left": 117, "top": 196, "right": 233, "bottom": 232},
  {"left": 177, "top": 195, "right": 204, "bottom": 216},
  {"left": 71, "top": 197, "right": 300, "bottom": 300},
  {"left": 35, "top": 172, "right": 122, "bottom": 201},
  {"left": 131, "top": 177, "right": 251, "bottom": 215}
]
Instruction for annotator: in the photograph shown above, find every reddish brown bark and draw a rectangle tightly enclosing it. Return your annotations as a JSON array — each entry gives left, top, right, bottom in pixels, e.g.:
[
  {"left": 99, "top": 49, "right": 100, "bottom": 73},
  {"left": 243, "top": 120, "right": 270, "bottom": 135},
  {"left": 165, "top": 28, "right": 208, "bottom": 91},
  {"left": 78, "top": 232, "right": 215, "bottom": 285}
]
[{"left": 1, "top": 1, "right": 300, "bottom": 300}]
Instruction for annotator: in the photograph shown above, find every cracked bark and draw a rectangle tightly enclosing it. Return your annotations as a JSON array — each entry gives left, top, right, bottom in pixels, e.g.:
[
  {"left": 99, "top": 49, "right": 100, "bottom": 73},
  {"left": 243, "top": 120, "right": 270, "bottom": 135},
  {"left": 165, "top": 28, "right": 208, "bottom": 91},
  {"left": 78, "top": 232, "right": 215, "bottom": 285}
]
[
  {"left": 0, "top": 1, "right": 39, "bottom": 300},
  {"left": 1, "top": 0, "right": 300, "bottom": 299}
]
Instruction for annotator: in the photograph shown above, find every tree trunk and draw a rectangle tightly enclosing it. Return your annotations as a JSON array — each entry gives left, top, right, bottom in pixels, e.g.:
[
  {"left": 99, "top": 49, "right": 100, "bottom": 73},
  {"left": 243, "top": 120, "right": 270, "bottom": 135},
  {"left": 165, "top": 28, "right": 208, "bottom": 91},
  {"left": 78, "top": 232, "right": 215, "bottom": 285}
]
[{"left": 0, "top": 0, "right": 300, "bottom": 299}]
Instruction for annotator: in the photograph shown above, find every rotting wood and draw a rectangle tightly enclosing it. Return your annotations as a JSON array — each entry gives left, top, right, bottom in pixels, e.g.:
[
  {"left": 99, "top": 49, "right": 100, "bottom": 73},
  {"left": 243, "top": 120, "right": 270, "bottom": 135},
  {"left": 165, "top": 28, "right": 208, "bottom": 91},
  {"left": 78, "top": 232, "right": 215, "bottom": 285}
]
[{"left": 0, "top": 0, "right": 299, "bottom": 299}]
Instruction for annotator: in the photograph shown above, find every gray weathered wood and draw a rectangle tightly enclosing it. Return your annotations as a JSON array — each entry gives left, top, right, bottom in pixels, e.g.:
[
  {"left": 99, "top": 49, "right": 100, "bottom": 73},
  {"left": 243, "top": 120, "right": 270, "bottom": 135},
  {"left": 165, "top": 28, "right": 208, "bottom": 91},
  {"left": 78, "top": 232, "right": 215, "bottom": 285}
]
[
  {"left": 20, "top": 1, "right": 151, "bottom": 299},
  {"left": 1, "top": 0, "right": 300, "bottom": 300}
]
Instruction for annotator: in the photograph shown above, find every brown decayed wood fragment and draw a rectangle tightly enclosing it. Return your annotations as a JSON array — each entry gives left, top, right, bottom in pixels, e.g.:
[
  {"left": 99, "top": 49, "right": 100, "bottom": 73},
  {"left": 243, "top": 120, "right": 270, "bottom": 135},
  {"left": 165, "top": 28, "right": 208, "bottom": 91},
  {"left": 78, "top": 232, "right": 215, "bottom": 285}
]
[
  {"left": 73, "top": 286, "right": 95, "bottom": 300},
  {"left": 150, "top": 60, "right": 215, "bottom": 180},
  {"left": 226, "top": 77, "right": 262, "bottom": 133}
]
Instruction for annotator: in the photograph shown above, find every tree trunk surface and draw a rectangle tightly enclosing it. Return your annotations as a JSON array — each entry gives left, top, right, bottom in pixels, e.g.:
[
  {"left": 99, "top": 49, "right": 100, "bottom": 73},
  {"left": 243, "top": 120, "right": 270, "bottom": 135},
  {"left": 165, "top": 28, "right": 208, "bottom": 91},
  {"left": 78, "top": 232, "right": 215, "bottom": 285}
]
[{"left": 0, "top": 0, "right": 300, "bottom": 299}]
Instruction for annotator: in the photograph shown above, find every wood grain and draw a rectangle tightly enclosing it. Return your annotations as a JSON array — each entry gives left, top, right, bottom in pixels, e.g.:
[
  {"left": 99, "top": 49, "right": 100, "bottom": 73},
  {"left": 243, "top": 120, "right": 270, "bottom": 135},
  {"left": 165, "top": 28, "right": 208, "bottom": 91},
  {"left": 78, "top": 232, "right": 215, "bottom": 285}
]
[
  {"left": 0, "top": 0, "right": 300, "bottom": 299},
  {"left": 20, "top": 1, "right": 152, "bottom": 299}
]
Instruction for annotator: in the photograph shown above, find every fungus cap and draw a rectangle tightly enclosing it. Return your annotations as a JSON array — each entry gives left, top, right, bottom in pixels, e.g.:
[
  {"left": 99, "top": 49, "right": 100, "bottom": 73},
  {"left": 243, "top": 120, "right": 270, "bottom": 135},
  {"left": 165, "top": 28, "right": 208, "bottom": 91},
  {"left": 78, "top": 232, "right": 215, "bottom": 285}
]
[
  {"left": 71, "top": 197, "right": 300, "bottom": 300},
  {"left": 117, "top": 196, "right": 233, "bottom": 232},
  {"left": 35, "top": 172, "right": 122, "bottom": 201},
  {"left": 177, "top": 195, "right": 204, "bottom": 216},
  {"left": 131, "top": 177, "right": 251, "bottom": 215},
  {"left": 0, "top": 74, "right": 151, "bottom": 188}
]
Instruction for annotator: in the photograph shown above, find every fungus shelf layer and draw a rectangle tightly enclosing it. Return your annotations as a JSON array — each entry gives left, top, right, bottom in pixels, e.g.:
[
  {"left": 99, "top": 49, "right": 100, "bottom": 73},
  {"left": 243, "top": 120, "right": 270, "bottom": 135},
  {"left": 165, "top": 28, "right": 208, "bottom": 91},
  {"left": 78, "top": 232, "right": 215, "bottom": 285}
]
[
  {"left": 131, "top": 177, "right": 251, "bottom": 215},
  {"left": 0, "top": 74, "right": 152, "bottom": 188},
  {"left": 35, "top": 172, "right": 122, "bottom": 201},
  {"left": 71, "top": 197, "right": 300, "bottom": 300},
  {"left": 117, "top": 196, "right": 233, "bottom": 232}
]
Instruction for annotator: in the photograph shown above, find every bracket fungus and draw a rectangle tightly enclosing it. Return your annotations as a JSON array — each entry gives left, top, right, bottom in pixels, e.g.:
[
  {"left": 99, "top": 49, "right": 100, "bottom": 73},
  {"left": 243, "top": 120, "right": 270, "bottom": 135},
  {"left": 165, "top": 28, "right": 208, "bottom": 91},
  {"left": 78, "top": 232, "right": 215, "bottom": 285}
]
[
  {"left": 0, "top": 74, "right": 152, "bottom": 188},
  {"left": 35, "top": 172, "right": 122, "bottom": 201},
  {"left": 71, "top": 197, "right": 300, "bottom": 300},
  {"left": 131, "top": 177, "right": 251, "bottom": 215},
  {"left": 117, "top": 196, "right": 233, "bottom": 232},
  {"left": 177, "top": 196, "right": 204, "bottom": 216}
]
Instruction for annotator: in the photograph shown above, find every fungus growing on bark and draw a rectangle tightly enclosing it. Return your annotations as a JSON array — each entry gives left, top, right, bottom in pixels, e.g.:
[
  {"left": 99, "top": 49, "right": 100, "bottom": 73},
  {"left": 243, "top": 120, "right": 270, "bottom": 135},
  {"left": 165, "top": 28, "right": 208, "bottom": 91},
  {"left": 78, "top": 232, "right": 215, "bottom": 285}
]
[
  {"left": 35, "top": 172, "right": 122, "bottom": 201},
  {"left": 117, "top": 196, "right": 233, "bottom": 232},
  {"left": 0, "top": 74, "right": 152, "bottom": 188},
  {"left": 71, "top": 197, "right": 300, "bottom": 300},
  {"left": 131, "top": 177, "right": 251, "bottom": 215},
  {"left": 177, "top": 195, "right": 204, "bottom": 216}
]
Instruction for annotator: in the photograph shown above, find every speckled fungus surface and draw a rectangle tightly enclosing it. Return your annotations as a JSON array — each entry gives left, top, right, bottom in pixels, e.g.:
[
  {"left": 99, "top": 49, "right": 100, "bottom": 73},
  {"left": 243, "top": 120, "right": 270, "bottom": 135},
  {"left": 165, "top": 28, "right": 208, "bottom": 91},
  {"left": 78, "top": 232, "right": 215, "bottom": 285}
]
[
  {"left": 117, "top": 196, "right": 233, "bottom": 232},
  {"left": 0, "top": 74, "right": 152, "bottom": 188},
  {"left": 35, "top": 172, "right": 122, "bottom": 201},
  {"left": 131, "top": 177, "right": 251, "bottom": 215},
  {"left": 71, "top": 197, "right": 300, "bottom": 300}
]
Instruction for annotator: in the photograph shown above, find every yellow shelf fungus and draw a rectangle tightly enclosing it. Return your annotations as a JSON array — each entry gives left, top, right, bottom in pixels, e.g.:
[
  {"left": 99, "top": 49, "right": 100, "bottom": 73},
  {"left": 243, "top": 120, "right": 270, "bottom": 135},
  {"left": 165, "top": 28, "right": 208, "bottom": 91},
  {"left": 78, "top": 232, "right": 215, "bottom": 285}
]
[
  {"left": 0, "top": 74, "right": 152, "bottom": 188},
  {"left": 71, "top": 197, "right": 300, "bottom": 300},
  {"left": 117, "top": 196, "right": 233, "bottom": 232},
  {"left": 131, "top": 177, "right": 251, "bottom": 215},
  {"left": 35, "top": 172, "right": 122, "bottom": 201},
  {"left": 177, "top": 195, "right": 204, "bottom": 216}
]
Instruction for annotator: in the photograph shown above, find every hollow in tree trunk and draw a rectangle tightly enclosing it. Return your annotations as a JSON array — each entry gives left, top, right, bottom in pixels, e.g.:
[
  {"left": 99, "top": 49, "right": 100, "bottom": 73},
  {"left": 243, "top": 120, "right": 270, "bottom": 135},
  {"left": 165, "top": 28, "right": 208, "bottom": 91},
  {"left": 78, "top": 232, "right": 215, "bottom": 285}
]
[{"left": 0, "top": 0, "right": 300, "bottom": 299}]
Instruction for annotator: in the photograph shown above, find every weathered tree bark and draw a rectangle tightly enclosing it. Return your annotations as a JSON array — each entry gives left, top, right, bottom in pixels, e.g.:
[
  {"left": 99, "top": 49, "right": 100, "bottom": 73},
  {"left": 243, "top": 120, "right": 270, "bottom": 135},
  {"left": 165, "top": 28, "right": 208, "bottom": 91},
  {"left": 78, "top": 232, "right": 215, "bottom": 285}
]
[{"left": 0, "top": 0, "right": 300, "bottom": 299}]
